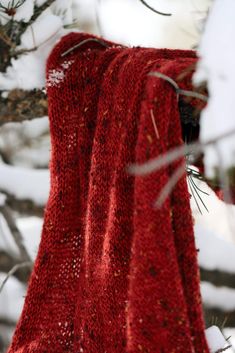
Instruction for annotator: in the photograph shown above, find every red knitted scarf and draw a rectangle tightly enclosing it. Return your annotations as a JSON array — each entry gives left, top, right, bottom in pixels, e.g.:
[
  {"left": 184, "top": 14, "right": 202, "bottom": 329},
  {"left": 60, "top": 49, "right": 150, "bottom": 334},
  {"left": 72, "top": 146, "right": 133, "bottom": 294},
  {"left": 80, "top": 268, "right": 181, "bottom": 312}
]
[{"left": 8, "top": 32, "right": 209, "bottom": 353}]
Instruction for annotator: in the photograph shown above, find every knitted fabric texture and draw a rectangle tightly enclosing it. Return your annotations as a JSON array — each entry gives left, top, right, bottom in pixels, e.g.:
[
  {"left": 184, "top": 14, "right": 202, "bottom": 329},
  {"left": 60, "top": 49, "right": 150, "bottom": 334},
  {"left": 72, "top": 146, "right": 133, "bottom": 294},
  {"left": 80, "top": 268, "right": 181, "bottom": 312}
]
[{"left": 8, "top": 32, "right": 209, "bottom": 353}]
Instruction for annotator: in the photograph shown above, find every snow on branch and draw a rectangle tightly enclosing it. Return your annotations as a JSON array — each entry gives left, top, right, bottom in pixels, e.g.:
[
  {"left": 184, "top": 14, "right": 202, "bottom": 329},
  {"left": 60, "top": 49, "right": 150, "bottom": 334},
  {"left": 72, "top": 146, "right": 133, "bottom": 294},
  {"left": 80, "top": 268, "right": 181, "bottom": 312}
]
[{"left": 0, "top": 163, "right": 49, "bottom": 206}]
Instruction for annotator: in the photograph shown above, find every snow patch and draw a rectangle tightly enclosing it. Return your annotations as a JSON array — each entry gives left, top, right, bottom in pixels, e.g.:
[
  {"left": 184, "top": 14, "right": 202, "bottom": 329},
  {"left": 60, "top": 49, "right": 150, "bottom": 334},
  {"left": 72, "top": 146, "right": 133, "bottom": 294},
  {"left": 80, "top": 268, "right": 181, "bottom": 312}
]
[
  {"left": 17, "top": 217, "right": 43, "bottom": 260},
  {"left": 47, "top": 68, "right": 65, "bottom": 87},
  {"left": 195, "top": 0, "right": 235, "bottom": 176},
  {"left": 0, "top": 163, "right": 49, "bottom": 206},
  {"left": 201, "top": 282, "right": 235, "bottom": 311},
  {"left": 0, "top": 8, "right": 69, "bottom": 90},
  {"left": 206, "top": 326, "right": 228, "bottom": 353},
  {"left": 47, "top": 60, "right": 74, "bottom": 88},
  {"left": 0, "top": 273, "right": 25, "bottom": 322},
  {"left": 0, "top": 214, "right": 20, "bottom": 257},
  {"left": 0, "top": 192, "right": 6, "bottom": 206},
  {"left": 195, "top": 223, "right": 235, "bottom": 273}
]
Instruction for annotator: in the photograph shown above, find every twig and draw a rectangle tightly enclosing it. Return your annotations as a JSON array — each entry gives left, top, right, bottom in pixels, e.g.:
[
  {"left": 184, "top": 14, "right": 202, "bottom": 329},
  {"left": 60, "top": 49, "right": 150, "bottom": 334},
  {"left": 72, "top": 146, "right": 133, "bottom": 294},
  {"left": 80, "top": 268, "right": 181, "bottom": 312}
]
[
  {"left": 139, "top": 0, "right": 172, "bottom": 16},
  {"left": 215, "top": 345, "right": 232, "bottom": 353},
  {"left": 149, "top": 71, "right": 208, "bottom": 102},
  {"left": 0, "top": 261, "right": 32, "bottom": 294},
  {"left": 0, "top": 204, "right": 31, "bottom": 261},
  {"left": 61, "top": 37, "right": 111, "bottom": 57},
  {"left": 0, "top": 27, "right": 15, "bottom": 47},
  {"left": 0, "top": 249, "right": 31, "bottom": 283},
  {"left": 29, "top": 0, "right": 56, "bottom": 24},
  {"left": 127, "top": 128, "right": 235, "bottom": 176},
  {"left": 154, "top": 163, "right": 186, "bottom": 207}
]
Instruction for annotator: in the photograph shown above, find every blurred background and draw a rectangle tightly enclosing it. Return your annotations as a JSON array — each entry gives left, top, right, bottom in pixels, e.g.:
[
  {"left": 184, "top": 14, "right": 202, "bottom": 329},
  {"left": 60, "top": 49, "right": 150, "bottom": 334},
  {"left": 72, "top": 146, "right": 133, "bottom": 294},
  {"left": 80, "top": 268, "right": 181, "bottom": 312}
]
[{"left": 0, "top": 0, "right": 235, "bottom": 351}]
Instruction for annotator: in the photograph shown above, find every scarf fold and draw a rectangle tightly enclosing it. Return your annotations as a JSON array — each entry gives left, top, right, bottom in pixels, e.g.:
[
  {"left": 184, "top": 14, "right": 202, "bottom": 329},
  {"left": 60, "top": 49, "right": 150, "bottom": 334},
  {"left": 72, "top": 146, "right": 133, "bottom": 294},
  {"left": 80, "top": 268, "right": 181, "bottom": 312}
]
[{"left": 8, "top": 32, "right": 209, "bottom": 353}]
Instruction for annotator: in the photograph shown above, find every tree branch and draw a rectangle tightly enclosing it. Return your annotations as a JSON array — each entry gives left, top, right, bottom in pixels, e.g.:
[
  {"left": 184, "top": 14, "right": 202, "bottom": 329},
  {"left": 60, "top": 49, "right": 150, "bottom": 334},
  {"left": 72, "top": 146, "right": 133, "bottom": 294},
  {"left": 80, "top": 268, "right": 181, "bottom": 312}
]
[
  {"left": 0, "top": 89, "right": 48, "bottom": 125},
  {"left": 30, "top": 0, "right": 56, "bottom": 24},
  {"left": 0, "top": 250, "right": 31, "bottom": 283},
  {"left": 0, "top": 260, "right": 32, "bottom": 294},
  {"left": 0, "top": 204, "right": 31, "bottom": 261},
  {"left": 200, "top": 268, "right": 235, "bottom": 289}
]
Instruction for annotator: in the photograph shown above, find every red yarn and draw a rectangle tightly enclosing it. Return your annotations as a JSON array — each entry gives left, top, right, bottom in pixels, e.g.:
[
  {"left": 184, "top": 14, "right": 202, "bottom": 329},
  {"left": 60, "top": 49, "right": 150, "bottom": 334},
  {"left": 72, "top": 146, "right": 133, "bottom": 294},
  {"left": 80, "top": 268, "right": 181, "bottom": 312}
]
[{"left": 8, "top": 32, "right": 209, "bottom": 353}]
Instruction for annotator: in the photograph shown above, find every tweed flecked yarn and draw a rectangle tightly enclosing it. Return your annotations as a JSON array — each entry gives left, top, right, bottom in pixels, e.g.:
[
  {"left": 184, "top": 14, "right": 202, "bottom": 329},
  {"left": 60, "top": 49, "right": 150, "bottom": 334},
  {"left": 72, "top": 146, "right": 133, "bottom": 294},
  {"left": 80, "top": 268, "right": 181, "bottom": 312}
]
[{"left": 8, "top": 32, "right": 209, "bottom": 353}]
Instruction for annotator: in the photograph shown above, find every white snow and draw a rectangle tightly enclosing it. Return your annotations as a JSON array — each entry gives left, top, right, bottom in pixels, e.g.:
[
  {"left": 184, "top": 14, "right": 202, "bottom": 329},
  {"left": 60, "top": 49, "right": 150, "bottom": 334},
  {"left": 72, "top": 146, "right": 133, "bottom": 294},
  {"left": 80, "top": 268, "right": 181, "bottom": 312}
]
[
  {"left": 0, "top": 193, "right": 6, "bottom": 207},
  {"left": 0, "top": 215, "right": 42, "bottom": 260},
  {"left": 20, "top": 10, "right": 63, "bottom": 50},
  {"left": 0, "top": 4, "right": 78, "bottom": 90},
  {"left": 0, "top": 117, "right": 50, "bottom": 168},
  {"left": 17, "top": 217, "right": 42, "bottom": 260},
  {"left": 47, "top": 68, "right": 65, "bottom": 87},
  {"left": 223, "top": 328, "right": 235, "bottom": 353},
  {"left": 13, "top": 0, "right": 34, "bottom": 23},
  {"left": 47, "top": 59, "right": 74, "bottom": 87},
  {"left": 50, "top": 0, "right": 75, "bottom": 26},
  {"left": 190, "top": 177, "right": 235, "bottom": 244},
  {"left": 0, "top": 0, "right": 34, "bottom": 24},
  {"left": 201, "top": 282, "right": 235, "bottom": 312},
  {"left": 0, "top": 214, "right": 20, "bottom": 257},
  {"left": 195, "top": 0, "right": 235, "bottom": 177},
  {"left": 0, "top": 9, "right": 65, "bottom": 90},
  {"left": 0, "top": 163, "right": 49, "bottom": 206},
  {"left": 206, "top": 326, "right": 228, "bottom": 353},
  {"left": 97, "top": 0, "right": 212, "bottom": 49},
  {"left": 0, "top": 273, "right": 25, "bottom": 322},
  {"left": 196, "top": 223, "right": 235, "bottom": 273},
  {"left": 35, "top": 0, "right": 48, "bottom": 6},
  {"left": 21, "top": 117, "right": 48, "bottom": 138}
]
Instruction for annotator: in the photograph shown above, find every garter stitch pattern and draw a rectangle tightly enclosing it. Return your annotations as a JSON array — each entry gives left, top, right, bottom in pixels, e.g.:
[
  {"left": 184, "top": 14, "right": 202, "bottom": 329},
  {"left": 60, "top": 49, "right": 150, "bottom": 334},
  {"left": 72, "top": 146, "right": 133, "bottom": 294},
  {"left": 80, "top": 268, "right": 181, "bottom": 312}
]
[{"left": 8, "top": 32, "right": 209, "bottom": 353}]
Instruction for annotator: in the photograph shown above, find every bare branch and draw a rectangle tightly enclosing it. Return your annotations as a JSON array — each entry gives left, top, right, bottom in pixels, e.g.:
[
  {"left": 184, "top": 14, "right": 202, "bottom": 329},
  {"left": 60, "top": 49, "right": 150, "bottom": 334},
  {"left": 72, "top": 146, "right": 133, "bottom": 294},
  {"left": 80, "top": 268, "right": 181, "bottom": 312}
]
[
  {"left": 7, "top": 197, "right": 44, "bottom": 217},
  {"left": 127, "top": 128, "right": 235, "bottom": 176},
  {"left": 0, "top": 204, "right": 31, "bottom": 261},
  {"left": 0, "top": 250, "right": 31, "bottom": 283},
  {"left": 0, "top": 261, "right": 32, "bottom": 294},
  {"left": 154, "top": 163, "right": 186, "bottom": 207},
  {"left": 215, "top": 345, "right": 232, "bottom": 353},
  {"left": 149, "top": 71, "right": 208, "bottom": 102}
]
